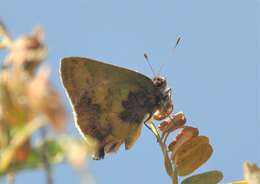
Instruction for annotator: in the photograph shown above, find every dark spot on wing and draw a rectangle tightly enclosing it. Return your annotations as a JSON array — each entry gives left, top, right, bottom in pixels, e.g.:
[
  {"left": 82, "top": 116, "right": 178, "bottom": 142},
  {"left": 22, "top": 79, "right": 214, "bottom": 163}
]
[
  {"left": 75, "top": 91, "right": 105, "bottom": 141},
  {"left": 119, "top": 90, "right": 157, "bottom": 123}
]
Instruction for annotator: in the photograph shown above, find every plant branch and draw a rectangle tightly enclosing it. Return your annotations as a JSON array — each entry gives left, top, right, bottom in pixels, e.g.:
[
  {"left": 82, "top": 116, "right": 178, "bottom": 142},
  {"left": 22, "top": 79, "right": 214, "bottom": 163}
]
[
  {"left": 7, "top": 173, "right": 15, "bottom": 184},
  {"left": 40, "top": 127, "right": 53, "bottom": 184},
  {"left": 149, "top": 122, "right": 178, "bottom": 184}
]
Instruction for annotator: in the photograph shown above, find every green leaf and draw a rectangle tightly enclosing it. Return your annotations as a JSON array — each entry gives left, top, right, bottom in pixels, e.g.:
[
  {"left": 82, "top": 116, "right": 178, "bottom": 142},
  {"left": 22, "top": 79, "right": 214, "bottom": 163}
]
[
  {"left": 0, "top": 116, "right": 46, "bottom": 172},
  {"left": 181, "top": 170, "right": 223, "bottom": 184},
  {"left": 0, "top": 139, "right": 64, "bottom": 177}
]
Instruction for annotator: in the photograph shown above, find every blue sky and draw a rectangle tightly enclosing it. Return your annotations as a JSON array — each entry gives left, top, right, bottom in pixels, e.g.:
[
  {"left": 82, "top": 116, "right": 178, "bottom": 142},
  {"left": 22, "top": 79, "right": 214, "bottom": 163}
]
[{"left": 0, "top": 0, "right": 259, "bottom": 183}]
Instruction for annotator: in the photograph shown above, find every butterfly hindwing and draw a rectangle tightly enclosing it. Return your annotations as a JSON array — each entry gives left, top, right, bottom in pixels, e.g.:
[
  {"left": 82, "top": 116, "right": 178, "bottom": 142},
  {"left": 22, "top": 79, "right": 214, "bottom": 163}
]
[{"left": 60, "top": 57, "right": 157, "bottom": 159}]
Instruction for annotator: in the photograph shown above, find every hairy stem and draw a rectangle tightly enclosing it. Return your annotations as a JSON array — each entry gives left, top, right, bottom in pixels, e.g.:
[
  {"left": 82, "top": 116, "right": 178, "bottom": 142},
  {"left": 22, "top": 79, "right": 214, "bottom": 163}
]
[{"left": 40, "top": 127, "right": 53, "bottom": 184}]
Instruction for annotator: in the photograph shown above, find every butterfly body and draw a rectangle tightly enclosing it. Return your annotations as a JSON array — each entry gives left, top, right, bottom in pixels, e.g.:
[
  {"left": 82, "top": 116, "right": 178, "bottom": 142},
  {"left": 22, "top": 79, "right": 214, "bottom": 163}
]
[{"left": 60, "top": 57, "right": 172, "bottom": 159}]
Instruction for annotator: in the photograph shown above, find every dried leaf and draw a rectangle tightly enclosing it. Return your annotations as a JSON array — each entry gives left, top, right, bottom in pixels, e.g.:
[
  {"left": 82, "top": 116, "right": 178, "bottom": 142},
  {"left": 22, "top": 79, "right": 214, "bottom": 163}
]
[
  {"left": 14, "top": 140, "right": 31, "bottom": 162},
  {"left": 0, "top": 70, "right": 33, "bottom": 125},
  {"left": 32, "top": 26, "right": 44, "bottom": 43},
  {"left": 3, "top": 28, "right": 47, "bottom": 74},
  {"left": 174, "top": 136, "right": 213, "bottom": 176},
  {"left": 159, "top": 112, "right": 186, "bottom": 134},
  {"left": 181, "top": 170, "right": 223, "bottom": 184},
  {"left": 169, "top": 126, "right": 199, "bottom": 153}
]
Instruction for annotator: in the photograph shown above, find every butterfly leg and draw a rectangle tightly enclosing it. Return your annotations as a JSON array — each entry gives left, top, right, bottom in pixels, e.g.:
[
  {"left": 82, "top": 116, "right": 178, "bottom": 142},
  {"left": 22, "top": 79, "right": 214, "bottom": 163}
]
[{"left": 143, "top": 113, "right": 153, "bottom": 131}]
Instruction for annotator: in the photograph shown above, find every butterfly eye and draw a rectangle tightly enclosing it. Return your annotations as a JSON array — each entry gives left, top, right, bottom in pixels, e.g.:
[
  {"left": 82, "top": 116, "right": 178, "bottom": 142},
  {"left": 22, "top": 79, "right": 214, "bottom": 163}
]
[{"left": 153, "top": 76, "right": 167, "bottom": 90}]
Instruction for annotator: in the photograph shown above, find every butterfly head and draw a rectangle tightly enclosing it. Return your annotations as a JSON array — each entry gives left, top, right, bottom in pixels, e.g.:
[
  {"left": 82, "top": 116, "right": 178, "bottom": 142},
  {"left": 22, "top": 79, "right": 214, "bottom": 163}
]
[
  {"left": 152, "top": 76, "right": 167, "bottom": 91},
  {"left": 152, "top": 76, "right": 173, "bottom": 121}
]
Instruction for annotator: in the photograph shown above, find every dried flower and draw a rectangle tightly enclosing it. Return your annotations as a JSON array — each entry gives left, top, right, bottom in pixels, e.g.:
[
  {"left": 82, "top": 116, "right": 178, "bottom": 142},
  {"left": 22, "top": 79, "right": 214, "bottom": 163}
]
[
  {"left": 244, "top": 162, "right": 260, "bottom": 184},
  {"left": 3, "top": 27, "right": 47, "bottom": 75},
  {"left": 27, "top": 66, "right": 67, "bottom": 131}
]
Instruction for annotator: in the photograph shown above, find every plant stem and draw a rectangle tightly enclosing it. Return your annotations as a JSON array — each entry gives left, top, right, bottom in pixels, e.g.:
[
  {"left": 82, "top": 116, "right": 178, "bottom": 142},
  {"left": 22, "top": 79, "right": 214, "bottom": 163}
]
[
  {"left": 149, "top": 122, "right": 178, "bottom": 184},
  {"left": 6, "top": 173, "right": 15, "bottom": 184},
  {"left": 40, "top": 127, "right": 53, "bottom": 184}
]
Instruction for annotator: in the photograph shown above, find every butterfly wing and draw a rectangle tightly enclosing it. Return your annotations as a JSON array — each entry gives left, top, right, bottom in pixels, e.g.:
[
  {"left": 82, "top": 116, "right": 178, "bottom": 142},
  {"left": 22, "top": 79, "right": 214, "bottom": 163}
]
[{"left": 60, "top": 57, "right": 157, "bottom": 159}]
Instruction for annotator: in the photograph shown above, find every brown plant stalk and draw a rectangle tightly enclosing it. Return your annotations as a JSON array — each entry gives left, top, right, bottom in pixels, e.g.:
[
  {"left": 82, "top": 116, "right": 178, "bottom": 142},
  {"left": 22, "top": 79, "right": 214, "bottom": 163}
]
[
  {"left": 40, "top": 127, "right": 53, "bottom": 184},
  {"left": 148, "top": 122, "right": 178, "bottom": 184}
]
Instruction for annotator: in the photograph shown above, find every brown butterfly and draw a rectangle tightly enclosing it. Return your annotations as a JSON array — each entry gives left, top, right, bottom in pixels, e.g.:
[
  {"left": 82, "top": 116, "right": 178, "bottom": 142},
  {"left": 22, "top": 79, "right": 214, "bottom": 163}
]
[{"left": 60, "top": 57, "right": 173, "bottom": 159}]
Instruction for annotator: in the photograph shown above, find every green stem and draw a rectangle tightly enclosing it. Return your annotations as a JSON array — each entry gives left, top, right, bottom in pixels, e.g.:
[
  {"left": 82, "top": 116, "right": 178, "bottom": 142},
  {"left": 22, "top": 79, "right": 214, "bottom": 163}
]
[
  {"left": 149, "top": 122, "right": 178, "bottom": 184},
  {"left": 40, "top": 127, "right": 53, "bottom": 184}
]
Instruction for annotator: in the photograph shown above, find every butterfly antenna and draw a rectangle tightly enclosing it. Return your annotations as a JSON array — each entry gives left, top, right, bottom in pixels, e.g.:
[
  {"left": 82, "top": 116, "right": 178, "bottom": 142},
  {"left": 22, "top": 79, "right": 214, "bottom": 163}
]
[
  {"left": 144, "top": 53, "right": 156, "bottom": 77},
  {"left": 158, "top": 36, "right": 181, "bottom": 75}
]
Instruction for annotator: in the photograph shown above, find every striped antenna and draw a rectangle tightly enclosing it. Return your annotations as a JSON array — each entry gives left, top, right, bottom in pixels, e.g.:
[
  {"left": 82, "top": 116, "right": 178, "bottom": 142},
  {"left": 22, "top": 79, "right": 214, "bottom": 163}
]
[
  {"left": 158, "top": 36, "right": 181, "bottom": 75},
  {"left": 144, "top": 52, "right": 156, "bottom": 77}
]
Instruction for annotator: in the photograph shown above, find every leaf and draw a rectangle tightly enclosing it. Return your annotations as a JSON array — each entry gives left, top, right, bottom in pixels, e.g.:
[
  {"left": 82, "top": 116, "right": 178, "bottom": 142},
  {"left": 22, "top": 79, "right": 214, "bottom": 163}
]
[
  {"left": 41, "top": 140, "right": 64, "bottom": 161},
  {"left": 0, "top": 139, "right": 64, "bottom": 177},
  {"left": 14, "top": 140, "right": 31, "bottom": 162},
  {"left": 159, "top": 112, "right": 186, "bottom": 134},
  {"left": 169, "top": 126, "right": 199, "bottom": 153},
  {"left": 181, "top": 170, "right": 223, "bottom": 184},
  {"left": 174, "top": 136, "right": 213, "bottom": 176}
]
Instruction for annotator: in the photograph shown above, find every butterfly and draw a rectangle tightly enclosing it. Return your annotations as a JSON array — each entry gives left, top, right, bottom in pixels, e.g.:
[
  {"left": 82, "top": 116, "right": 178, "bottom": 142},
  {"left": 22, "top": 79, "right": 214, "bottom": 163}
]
[{"left": 60, "top": 57, "right": 173, "bottom": 160}]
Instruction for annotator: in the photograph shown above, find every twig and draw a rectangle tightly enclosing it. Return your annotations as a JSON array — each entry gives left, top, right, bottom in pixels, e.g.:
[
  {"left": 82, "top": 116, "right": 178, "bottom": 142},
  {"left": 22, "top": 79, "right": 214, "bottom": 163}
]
[
  {"left": 149, "top": 122, "right": 178, "bottom": 184},
  {"left": 40, "top": 127, "right": 53, "bottom": 184}
]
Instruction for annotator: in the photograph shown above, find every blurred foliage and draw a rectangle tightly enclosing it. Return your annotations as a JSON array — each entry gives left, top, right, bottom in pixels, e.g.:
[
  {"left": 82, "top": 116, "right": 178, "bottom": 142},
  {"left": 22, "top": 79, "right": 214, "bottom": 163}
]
[
  {"left": 0, "top": 139, "right": 63, "bottom": 176},
  {"left": 0, "top": 22, "right": 92, "bottom": 184},
  {"left": 228, "top": 162, "right": 260, "bottom": 184}
]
